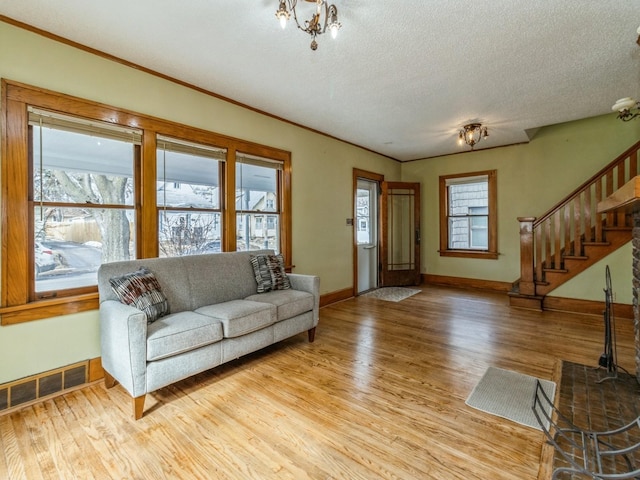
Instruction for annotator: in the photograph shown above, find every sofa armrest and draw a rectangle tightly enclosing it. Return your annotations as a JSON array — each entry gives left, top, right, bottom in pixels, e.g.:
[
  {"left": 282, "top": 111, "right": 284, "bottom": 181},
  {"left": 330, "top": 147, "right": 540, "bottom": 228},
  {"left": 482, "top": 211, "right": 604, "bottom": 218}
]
[
  {"left": 288, "top": 274, "right": 320, "bottom": 326},
  {"left": 99, "top": 300, "right": 148, "bottom": 397}
]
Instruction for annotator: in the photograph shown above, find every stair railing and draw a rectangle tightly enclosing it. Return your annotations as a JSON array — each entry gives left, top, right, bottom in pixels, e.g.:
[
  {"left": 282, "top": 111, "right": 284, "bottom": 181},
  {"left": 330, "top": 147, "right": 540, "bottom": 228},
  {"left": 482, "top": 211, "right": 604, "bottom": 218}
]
[{"left": 517, "top": 141, "right": 640, "bottom": 296}]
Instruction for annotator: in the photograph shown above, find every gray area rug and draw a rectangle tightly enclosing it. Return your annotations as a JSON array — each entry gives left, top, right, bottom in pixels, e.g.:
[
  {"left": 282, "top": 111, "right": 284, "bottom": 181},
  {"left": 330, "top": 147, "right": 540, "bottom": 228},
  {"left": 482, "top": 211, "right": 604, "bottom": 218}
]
[
  {"left": 465, "top": 366, "right": 556, "bottom": 430},
  {"left": 360, "top": 287, "right": 421, "bottom": 302}
]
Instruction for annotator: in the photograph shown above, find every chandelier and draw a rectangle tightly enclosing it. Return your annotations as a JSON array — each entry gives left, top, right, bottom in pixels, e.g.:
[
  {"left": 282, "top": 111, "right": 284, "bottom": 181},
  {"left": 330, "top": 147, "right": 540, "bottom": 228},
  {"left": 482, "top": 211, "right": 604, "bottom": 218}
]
[
  {"left": 458, "top": 123, "right": 489, "bottom": 150},
  {"left": 275, "top": 0, "right": 341, "bottom": 51},
  {"left": 612, "top": 97, "right": 640, "bottom": 121},
  {"left": 611, "top": 26, "right": 640, "bottom": 121}
]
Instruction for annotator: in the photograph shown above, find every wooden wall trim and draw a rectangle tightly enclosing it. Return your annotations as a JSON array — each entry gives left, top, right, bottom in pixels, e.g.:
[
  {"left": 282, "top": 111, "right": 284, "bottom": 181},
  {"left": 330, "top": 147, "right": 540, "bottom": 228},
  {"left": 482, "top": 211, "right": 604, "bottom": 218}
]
[
  {"left": 424, "top": 273, "right": 633, "bottom": 320},
  {"left": 320, "top": 288, "right": 354, "bottom": 308},
  {"left": 422, "top": 274, "right": 513, "bottom": 293},
  {"left": 543, "top": 296, "right": 633, "bottom": 320}
]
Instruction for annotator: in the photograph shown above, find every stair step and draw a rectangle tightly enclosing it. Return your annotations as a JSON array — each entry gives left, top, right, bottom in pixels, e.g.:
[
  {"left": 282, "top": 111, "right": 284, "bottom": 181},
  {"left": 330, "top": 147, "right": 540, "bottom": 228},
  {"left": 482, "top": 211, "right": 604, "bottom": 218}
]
[
  {"left": 562, "top": 255, "right": 588, "bottom": 260},
  {"left": 543, "top": 268, "right": 568, "bottom": 273},
  {"left": 582, "top": 241, "right": 611, "bottom": 246},
  {"left": 603, "top": 226, "right": 632, "bottom": 231}
]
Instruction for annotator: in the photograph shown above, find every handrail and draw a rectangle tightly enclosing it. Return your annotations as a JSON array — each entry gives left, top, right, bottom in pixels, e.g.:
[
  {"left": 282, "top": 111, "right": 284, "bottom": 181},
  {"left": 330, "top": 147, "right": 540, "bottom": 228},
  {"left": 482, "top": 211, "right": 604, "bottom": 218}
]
[
  {"left": 518, "top": 140, "right": 640, "bottom": 298},
  {"left": 533, "top": 140, "right": 640, "bottom": 228}
]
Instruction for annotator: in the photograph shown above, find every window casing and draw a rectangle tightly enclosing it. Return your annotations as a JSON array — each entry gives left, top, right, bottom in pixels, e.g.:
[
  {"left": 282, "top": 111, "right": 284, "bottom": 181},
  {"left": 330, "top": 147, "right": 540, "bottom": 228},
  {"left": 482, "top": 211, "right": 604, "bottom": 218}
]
[
  {"left": 1, "top": 80, "right": 292, "bottom": 324},
  {"left": 439, "top": 170, "right": 497, "bottom": 259}
]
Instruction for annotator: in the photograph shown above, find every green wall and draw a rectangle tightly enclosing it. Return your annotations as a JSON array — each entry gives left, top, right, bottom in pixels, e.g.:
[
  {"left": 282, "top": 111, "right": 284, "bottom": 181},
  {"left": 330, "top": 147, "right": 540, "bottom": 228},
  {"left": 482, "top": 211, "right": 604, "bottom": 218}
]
[
  {"left": 401, "top": 114, "right": 640, "bottom": 304},
  {"left": 0, "top": 21, "right": 400, "bottom": 383},
  {"left": 1, "top": 19, "right": 639, "bottom": 385}
]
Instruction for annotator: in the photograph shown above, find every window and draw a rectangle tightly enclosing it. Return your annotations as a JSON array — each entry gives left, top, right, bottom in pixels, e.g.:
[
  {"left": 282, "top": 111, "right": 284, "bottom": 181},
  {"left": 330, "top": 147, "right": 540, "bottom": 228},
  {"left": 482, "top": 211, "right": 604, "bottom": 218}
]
[
  {"left": 157, "top": 136, "right": 225, "bottom": 257},
  {"left": 236, "top": 154, "right": 283, "bottom": 253},
  {"left": 439, "top": 170, "right": 497, "bottom": 259},
  {"left": 1, "top": 80, "right": 291, "bottom": 324},
  {"left": 30, "top": 108, "right": 140, "bottom": 295}
]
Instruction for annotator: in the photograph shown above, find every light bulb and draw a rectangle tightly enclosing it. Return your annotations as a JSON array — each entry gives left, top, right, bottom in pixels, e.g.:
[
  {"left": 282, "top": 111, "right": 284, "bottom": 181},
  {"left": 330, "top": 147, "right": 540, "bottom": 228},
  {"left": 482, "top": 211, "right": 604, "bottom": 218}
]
[
  {"left": 275, "top": 2, "right": 289, "bottom": 29},
  {"left": 330, "top": 24, "right": 339, "bottom": 39}
]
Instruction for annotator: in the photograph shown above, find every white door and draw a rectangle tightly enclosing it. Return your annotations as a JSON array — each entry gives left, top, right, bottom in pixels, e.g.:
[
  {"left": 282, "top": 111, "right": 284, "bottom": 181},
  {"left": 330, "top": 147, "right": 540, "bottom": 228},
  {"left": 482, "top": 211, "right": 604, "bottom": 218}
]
[{"left": 356, "top": 178, "right": 378, "bottom": 293}]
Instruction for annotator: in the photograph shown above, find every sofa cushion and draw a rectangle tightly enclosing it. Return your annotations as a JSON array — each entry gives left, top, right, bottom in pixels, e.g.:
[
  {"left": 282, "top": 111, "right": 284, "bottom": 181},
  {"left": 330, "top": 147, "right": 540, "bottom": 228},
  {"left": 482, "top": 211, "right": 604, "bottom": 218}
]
[
  {"left": 250, "top": 254, "right": 291, "bottom": 293},
  {"left": 195, "top": 300, "right": 276, "bottom": 338},
  {"left": 245, "top": 289, "right": 314, "bottom": 322},
  {"left": 109, "top": 267, "right": 169, "bottom": 323},
  {"left": 147, "top": 311, "right": 223, "bottom": 361}
]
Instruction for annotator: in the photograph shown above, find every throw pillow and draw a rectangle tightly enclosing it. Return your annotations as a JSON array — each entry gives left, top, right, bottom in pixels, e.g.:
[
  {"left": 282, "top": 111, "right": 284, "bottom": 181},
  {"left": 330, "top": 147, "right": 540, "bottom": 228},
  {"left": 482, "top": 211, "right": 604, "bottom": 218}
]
[
  {"left": 109, "top": 267, "right": 169, "bottom": 323},
  {"left": 250, "top": 254, "right": 291, "bottom": 293}
]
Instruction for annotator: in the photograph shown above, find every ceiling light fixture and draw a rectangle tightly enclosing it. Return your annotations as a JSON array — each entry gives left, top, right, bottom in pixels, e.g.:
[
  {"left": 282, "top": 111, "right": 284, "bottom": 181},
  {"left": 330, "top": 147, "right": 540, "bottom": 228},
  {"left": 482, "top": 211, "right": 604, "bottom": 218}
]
[
  {"left": 275, "top": 0, "right": 341, "bottom": 51},
  {"left": 458, "top": 123, "right": 489, "bottom": 150},
  {"left": 612, "top": 97, "right": 640, "bottom": 121},
  {"left": 611, "top": 26, "right": 640, "bottom": 121}
]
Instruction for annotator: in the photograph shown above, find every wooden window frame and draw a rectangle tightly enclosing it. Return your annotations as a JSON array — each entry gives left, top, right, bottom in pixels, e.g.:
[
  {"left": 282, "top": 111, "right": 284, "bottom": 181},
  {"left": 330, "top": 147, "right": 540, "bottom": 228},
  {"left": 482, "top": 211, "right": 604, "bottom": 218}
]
[
  {"left": 439, "top": 169, "right": 498, "bottom": 259},
  {"left": 0, "top": 80, "right": 292, "bottom": 325}
]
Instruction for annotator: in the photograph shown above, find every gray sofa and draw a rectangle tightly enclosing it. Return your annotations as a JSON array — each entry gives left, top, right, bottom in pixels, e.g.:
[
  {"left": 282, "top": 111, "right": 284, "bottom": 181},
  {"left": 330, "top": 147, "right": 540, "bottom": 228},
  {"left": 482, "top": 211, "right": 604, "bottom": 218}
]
[{"left": 97, "top": 250, "right": 319, "bottom": 419}]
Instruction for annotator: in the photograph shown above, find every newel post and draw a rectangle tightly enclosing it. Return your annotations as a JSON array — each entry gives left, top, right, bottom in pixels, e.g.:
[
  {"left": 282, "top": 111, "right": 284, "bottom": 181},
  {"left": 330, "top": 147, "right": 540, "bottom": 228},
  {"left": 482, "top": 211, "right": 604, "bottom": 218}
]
[{"left": 517, "top": 217, "right": 536, "bottom": 296}]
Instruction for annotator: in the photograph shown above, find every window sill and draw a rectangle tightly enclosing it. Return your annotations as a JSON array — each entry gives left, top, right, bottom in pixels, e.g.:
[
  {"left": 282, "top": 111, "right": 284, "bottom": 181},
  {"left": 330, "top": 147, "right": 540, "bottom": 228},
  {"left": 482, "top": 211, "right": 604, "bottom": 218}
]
[
  {"left": 0, "top": 293, "right": 99, "bottom": 325},
  {"left": 439, "top": 250, "right": 499, "bottom": 260}
]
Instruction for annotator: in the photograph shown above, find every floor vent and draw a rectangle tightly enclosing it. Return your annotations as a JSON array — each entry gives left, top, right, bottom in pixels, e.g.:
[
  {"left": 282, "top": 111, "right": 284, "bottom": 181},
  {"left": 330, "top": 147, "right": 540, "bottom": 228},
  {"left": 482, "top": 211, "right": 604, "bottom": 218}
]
[{"left": 0, "top": 360, "right": 88, "bottom": 415}]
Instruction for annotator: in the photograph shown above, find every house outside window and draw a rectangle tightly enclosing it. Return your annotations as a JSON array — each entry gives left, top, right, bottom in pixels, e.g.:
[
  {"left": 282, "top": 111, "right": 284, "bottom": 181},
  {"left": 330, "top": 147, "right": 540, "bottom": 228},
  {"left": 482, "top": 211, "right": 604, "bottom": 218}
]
[{"left": 439, "top": 170, "right": 497, "bottom": 259}]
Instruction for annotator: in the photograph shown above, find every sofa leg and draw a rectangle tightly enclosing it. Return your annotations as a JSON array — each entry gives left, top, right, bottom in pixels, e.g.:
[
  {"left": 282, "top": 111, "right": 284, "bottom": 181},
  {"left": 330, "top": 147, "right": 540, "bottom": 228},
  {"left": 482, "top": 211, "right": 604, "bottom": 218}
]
[
  {"left": 308, "top": 327, "right": 316, "bottom": 343},
  {"left": 104, "top": 371, "right": 117, "bottom": 389},
  {"left": 133, "top": 395, "right": 146, "bottom": 420}
]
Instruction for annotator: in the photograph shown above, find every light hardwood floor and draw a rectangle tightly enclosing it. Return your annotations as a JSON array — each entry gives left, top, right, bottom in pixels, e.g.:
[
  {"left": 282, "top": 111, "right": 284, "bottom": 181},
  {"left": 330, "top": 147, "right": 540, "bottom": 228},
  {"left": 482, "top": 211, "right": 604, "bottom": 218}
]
[{"left": 0, "top": 286, "right": 635, "bottom": 479}]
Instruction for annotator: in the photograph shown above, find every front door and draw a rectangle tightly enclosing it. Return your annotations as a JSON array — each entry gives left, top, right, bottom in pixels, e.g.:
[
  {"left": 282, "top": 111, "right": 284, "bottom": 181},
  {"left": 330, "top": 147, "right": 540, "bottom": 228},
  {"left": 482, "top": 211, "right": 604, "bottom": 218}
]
[
  {"left": 355, "top": 178, "right": 379, "bottom": 294},
  {"left": 380, "top": 181, "right": 421, "bottom": 286}
]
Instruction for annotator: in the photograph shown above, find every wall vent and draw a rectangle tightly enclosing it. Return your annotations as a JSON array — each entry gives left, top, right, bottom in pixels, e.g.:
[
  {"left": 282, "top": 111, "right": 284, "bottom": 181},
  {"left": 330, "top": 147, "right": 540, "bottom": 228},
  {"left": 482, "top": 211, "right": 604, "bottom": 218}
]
[{"left": 0, "top": 360, "right": 88, "bottom": 415}]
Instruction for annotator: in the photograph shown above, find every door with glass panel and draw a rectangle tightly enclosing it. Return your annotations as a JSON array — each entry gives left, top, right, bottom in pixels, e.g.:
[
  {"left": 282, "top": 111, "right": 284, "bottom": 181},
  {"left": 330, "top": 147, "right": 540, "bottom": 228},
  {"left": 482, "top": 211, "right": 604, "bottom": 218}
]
[
  {"left": 356, "top": 179, "right": 379, "bottom": 293},
  {"left": 380, "top": 182, "right": 421, "bottom": 286}
]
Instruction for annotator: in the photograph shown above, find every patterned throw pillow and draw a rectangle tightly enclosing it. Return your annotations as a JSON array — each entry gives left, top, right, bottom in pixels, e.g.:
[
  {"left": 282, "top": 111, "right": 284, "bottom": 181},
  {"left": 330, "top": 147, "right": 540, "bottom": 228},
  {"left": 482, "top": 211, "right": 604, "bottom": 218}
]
[
  {"left": 250, "top": 254, "right": 291, "bottom": 293},
  {"left": 109, "top": 267, "right": 169, "bottom": 323}
]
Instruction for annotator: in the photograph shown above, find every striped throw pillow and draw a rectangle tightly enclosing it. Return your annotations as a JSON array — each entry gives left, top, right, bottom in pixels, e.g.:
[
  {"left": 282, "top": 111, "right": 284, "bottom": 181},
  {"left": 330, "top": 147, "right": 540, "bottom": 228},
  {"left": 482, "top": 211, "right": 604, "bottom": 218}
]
[
  {"left": 250, "top": 254, "right": 291, "bottom": 293},
  {"left": 109, "top": 267, "right": 169, "bottom": 323}
]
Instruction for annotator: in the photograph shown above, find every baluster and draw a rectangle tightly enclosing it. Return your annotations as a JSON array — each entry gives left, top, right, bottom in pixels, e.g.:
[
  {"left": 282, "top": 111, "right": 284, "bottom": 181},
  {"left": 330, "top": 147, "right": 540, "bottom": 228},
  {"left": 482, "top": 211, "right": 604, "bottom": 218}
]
[
  {"left": 617, "top": 163, "right": 626, "bottom": 226},
  {"left": 595, "top": 178, "right": 603, "bottom": 242},
  {"left": 545, "top": 218, "right": 552, "bottom": 269},
  {"left": 574, "top": 195, "right": 582, "bottom": 256},
  {"left": 606, "top": 170, "right": 614, "bottom": 228},
  {"left": 554, "top": 211, "right": 562, "bottom": 269},
  {"left": 584, "top": 183, "right": 592, "bottom": 243},
  {"left": 535, "top": 225, "right": 543, "bottom": 285},
  {"left": 564, "top": 203, "right": 571, "bottom": 256}
]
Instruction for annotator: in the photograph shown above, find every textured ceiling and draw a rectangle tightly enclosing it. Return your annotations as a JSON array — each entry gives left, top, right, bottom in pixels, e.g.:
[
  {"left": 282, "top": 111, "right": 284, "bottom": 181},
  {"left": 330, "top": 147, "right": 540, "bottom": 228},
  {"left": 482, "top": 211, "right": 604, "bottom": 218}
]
[{"left": 1, "top": 1, "right": 640, "bottom": 161}]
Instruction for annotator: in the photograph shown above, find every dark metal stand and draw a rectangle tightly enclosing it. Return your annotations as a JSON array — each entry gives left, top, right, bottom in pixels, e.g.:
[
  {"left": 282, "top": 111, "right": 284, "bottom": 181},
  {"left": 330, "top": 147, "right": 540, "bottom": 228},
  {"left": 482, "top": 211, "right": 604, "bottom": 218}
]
[{"left": 597, "top": 265, "right": 619, "bottom": 383}]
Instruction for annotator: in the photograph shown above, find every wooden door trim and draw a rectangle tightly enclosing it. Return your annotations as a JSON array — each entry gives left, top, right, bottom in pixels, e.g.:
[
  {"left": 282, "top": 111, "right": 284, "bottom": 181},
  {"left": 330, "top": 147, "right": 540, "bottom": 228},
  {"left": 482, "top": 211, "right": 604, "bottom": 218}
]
[{"left": 380, "top": 181, "right": 421, "bottom": 287}]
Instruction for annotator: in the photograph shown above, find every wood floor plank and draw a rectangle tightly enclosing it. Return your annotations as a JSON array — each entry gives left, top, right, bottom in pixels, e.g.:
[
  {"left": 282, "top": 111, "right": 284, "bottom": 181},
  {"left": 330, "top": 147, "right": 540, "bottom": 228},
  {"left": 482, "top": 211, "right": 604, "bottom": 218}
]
[{"left": 0, "top": 285, "right": 635, "bottom": 479}]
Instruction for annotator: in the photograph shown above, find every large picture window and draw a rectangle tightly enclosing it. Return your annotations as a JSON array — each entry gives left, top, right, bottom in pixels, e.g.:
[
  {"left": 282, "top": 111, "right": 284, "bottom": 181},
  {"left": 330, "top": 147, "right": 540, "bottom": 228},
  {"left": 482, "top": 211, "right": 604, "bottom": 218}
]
[
  {"left": 30, "top": 109, "right": 140, "bottom": 295},
  {"left": 1, "top": 81, "right": 291, "bottom": 324},
  {"left": 439, "top": 170, "right": 497, "bottom": 259}
]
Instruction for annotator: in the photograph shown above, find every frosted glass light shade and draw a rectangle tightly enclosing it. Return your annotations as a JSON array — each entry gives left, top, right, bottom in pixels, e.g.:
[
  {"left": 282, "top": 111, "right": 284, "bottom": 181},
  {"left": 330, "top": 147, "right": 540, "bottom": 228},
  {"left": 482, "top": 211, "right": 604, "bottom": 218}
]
[{"left": 612, "top": 97, "right": 638, "bottom": 112}]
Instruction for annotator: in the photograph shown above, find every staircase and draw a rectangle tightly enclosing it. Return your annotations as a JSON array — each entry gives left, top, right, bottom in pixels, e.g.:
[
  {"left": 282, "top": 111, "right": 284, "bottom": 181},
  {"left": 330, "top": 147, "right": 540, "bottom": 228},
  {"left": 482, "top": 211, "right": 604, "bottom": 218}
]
[{"left": 510, "top": 140, "right": 640, "bottom": 310}]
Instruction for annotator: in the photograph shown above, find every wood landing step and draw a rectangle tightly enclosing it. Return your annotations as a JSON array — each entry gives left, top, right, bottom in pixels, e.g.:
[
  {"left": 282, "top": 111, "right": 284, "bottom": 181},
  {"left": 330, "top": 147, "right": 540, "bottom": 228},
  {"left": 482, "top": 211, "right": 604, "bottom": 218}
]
[{"left": 507, "top": 291, "right": 543, "bottom": 311}]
